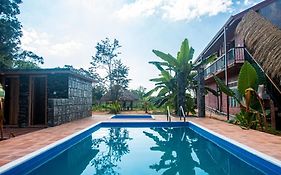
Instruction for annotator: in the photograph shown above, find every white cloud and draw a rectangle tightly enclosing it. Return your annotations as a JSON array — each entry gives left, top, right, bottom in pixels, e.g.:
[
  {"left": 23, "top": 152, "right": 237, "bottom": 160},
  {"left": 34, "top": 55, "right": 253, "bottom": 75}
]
[
  {"left": 116, "top": 0, "right": 233, "bottom": 22},
  {"left": 243, "top": 0, "right": 260, "bottom": 6},
  {"left": 22, "top": 28, "right": 82, "bottom": 58},
  {"left": 162, "top": 0, "right": 232, "bottom": 21},
  {"left": 116, "top": 0, "right": 162, "bottom": 20}
]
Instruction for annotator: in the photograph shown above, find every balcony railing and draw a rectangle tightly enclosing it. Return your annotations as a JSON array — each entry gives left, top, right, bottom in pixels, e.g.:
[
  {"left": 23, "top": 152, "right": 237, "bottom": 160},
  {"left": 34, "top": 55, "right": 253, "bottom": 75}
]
[{"left": 204, "top": 47, "right": 245, "bottom": 78}]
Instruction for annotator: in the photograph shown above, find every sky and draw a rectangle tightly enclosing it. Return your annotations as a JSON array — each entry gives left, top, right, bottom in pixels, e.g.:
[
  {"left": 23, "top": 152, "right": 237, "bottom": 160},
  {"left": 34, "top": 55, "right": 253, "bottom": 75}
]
[{"left": 18, "top": 0, "right": 263, "bottom": 90}]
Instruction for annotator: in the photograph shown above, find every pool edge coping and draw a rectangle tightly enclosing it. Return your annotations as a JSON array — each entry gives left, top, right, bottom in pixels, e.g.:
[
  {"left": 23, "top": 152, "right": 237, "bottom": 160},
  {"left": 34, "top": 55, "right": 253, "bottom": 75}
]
[
  {"left": 0, "top": 121, "right": 281, "bottom": 174},
  {"left": 0, "top": 121, "right": 103, "bottom": 173},
  {"left": 189, "top": 121, "right": 281, "bottom": 172},
  {"left": 110, "top": 114, "right": 155, "bottom": 120}
]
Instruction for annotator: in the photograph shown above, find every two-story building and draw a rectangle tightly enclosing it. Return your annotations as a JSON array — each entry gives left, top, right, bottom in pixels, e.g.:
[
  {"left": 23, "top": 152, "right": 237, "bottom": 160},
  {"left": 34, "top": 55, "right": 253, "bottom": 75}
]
[{"left": 196, "top": 0, "right": 281, "bottom": 128}]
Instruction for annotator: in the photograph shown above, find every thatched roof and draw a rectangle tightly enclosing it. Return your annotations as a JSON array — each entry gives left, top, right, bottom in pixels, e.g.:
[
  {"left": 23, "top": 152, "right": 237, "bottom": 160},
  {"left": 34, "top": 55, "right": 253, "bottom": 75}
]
[
  {"left": 236, "top": 10, "right": 281, "bottom": 87},
  {"left": 101, "top": 89, "right": 139, "bottom": 102}
]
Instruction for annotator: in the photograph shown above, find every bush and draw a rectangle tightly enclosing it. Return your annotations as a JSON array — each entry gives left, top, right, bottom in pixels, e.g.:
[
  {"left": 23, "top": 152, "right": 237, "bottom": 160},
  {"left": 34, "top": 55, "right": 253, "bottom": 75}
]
[
  {"left": 109, "top": 101, "right": 121, "bottom": 114},
  {"left": 234, "top": 109, "right": 258, "bottom": 129},
  {"left": 92, "top": 103, "right": 109, "bottom": 112}
]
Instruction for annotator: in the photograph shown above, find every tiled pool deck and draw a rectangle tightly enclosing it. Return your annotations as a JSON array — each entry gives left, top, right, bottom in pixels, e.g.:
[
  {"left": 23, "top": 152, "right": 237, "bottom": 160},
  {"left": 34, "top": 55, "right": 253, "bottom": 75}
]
[{"left": 0, "top": 114, "right": 281, "bottom": 167}]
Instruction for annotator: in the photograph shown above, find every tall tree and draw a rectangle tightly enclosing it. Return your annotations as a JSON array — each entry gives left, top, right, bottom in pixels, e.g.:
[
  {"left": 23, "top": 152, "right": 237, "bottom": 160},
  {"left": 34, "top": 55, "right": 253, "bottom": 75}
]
[
  {"left": 111, "top": 60, "right": 130, "bottom": 89},
  {"left": 0, "top": 0, "right": 43, "bottom": 69},
  {"left": 90, "top": 38, "right": 130, "bottom": 101},
  {"left": 90, "top": 38, "right": 121, "bottom": 89}
]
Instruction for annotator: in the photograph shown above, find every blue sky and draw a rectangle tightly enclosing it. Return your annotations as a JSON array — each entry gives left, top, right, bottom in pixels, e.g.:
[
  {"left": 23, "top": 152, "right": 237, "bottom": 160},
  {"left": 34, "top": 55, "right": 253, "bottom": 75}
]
[{"left": 18, "top": 0, "right": 262, "bottom": 90}]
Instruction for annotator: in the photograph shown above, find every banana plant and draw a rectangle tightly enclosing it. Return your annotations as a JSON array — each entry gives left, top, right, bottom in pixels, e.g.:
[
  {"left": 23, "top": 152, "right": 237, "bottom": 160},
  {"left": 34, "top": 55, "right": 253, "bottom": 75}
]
[
  {"left": 145, "top": 68, "right": 177, "bottom": 108},
  {"left": 214, "top": 61, "right": 267, "bottom": 129},
  {"left": 148, "top": 39, "right": 216, "bottom": 115}
]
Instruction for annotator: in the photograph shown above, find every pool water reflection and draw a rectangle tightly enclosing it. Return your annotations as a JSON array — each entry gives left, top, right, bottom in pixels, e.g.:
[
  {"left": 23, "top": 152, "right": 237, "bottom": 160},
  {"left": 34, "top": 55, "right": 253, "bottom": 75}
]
[{"left": 27, "top": 127, "right": 265, "bottom": 175}]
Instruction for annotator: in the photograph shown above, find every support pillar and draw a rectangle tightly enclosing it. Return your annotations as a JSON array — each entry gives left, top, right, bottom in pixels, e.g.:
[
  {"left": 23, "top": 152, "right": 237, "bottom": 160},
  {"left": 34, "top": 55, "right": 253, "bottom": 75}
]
[
  {"left": 224, "top": 26, "right": 230, "bottom": 120},
  {"left": 197, "top": 66, "right": 205, "bottom": 117}
]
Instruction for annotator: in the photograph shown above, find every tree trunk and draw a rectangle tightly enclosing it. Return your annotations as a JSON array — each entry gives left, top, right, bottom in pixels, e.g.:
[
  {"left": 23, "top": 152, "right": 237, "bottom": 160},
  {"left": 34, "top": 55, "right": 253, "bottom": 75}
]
[
  {"left": 177, "top": 72, "right": 187, "bottom": 116},
  {"left": 197, "top": 66, "right": 205, "bottom": 117}
]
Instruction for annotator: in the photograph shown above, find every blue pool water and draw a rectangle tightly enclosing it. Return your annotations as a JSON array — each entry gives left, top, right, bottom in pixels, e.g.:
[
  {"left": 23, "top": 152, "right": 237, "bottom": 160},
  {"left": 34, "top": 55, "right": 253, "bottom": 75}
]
[
  {"left": 26, "top": 128, "right": 264, "bottom": 175},
  {"left": 1, "top": 122, "right": 281, "bottom": 175},
  {"left": 111, "top": 114, "right": 154, "bottom": 119}
]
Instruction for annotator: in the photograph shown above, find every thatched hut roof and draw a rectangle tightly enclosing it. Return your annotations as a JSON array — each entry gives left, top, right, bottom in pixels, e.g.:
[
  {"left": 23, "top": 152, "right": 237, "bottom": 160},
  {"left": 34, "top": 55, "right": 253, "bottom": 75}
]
[
  {"left": 236, "top": 10, "right": 281, "bottom": 88},
  {"left": 101, "top": 89, "right": 139, "bottom": 102}
]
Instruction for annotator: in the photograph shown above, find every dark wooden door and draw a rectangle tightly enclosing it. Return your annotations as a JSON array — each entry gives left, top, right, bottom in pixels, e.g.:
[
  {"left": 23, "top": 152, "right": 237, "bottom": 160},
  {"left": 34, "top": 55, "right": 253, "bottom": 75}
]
[
  {"left": 31, "top": 77, "right": 47, "bottom": 125},
  {"left": 4, "top": 77, "right": 19, "bottom": 125}
]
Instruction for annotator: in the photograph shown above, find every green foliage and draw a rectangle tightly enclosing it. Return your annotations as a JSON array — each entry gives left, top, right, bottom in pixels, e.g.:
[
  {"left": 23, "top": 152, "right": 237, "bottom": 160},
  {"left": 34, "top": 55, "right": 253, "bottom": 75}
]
[
  {"left": 149, "top": 38, "right": 197, "bottom": 115},
  {"left": 131, "top": 86, "right": 153, "bottom": 113},
  {"left": 108, "top": 101, "right": 121, "bottom": 114},
  {"left": 13, "top": 60, "right": 40, "bottom": 69},
  {"left": 213, "top": 76, "right": 235, "bottom": 97},
  {"left": 186, "top": 94, "right": 196, "bottom": 115},
  {"left": 152, "top": 50, "right": 178, "bottom": 68},
  {"left": 0, "top": 0, "right": 43, "bottom": 69},
  {"left": 214, "top": 61, "right": 268, "bottom": 130},
  {"left": 90, "top": 38, "right": 130, "bottom": 101},
  {"left": 238, "top": 61, "right": 257, "bottom": 95},
  {"left": 111, "top": 60, "right": 130, "bottom": 89},
  {"left": 92, "top": 85, "right": 106, "bottom": 105},
  {"left": 234, "top": 109, "right": 258, "bottom": 129},
  {"left": 204, "top": 87, "right": 219, "bottom": 96},
  {"left": 92, "top": 103, "right": 108, "bottom": 111}
]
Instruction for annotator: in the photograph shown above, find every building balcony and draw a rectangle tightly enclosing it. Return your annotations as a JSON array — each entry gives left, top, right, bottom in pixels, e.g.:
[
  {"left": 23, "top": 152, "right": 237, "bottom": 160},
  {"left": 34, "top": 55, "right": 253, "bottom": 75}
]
[{"left": 204, "top": 47, "right": 245, "bottom": 78}]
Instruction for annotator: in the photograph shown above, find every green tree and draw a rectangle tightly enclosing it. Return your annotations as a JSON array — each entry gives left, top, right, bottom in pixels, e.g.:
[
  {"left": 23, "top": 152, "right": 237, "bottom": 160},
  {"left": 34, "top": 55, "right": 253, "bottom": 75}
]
[
  {"left": 131, "top": 86, "right": 147, "bottom": 99},
  {"left": 92, "top": 84, "right": 106, "bottom": 104},
  {"left": 111, "top": 60, "right": 130, "bottom": 89},
  {"left": 90, "top": 38, "right": 130, "bottom": 101},
  {"left": 149, "top": 39, "right": 195, "bottom": 115},
  {"left": 0, "top": 0, "right": 43, "bottom": 69},
  {"left": 131, "top": 86, "right": 153, "bottom": 113},
  {"left": 90, "top": 38, "right": 121, "bottom": 89},
  {"left": 110, "top": 60, "right": 130, "bottom": 101}
]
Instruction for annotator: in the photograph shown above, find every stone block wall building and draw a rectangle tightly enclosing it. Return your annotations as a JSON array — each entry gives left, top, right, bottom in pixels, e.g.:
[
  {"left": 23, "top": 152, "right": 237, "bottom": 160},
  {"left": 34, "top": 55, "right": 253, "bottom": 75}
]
[{"left": 0, "top": 68, "right": 93, "bottom": 127}]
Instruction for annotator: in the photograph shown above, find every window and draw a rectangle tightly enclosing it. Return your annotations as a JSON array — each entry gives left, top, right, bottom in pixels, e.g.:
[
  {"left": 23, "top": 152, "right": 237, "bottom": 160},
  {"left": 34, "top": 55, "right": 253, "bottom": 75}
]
[
  {"left": 228, "top": 81, "right": 240, "bottom": 108},
  {"left": 229, "top": 85, "right": 239, "bottom": 108}
]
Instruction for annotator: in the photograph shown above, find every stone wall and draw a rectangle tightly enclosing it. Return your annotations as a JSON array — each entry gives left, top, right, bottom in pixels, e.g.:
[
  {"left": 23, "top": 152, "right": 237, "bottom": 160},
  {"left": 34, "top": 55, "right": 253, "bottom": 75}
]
[{"left": 47, "top": 75, "right": 92, "bottom": 126}]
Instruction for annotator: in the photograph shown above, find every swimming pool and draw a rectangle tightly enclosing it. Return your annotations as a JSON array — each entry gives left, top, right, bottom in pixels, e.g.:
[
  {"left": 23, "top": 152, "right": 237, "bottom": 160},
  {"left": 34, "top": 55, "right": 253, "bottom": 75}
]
[
  {"left": 111, "top": 114, "right": 154, "bottom": 119},
  {"left": 0, "top": 122, "right": 281, "bottom": 175}
]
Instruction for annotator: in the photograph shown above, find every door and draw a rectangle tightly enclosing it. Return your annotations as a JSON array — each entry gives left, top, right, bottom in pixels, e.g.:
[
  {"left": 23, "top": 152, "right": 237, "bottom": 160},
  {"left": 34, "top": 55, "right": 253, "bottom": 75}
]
[
  {"left": 30, "top": 76, "right": 47, "bottom": 125},
  {"left": 4, "top": 77, "right": 19, "bottom": 125}
]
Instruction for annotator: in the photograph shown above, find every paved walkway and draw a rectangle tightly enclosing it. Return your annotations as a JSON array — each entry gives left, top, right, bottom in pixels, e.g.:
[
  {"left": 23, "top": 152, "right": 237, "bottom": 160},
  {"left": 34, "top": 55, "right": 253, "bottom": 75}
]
[{"left": 0, "top": 114, "right": 281, "bottom": 167}]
